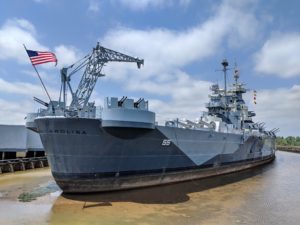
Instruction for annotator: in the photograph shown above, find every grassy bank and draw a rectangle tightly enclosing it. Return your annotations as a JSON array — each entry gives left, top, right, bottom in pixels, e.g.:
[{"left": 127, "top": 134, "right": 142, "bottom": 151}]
[
  {"left": 276, "top": 136, "right": 300, "bottom": 153},
  {"left": 277, "top": 145, "right": 300, "bottom": 153}
]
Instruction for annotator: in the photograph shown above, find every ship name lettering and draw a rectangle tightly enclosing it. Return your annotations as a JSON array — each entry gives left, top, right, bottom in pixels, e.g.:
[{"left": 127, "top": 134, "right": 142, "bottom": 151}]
[{"left": 48, "top": 129, "right": 87, "bottom": 135}]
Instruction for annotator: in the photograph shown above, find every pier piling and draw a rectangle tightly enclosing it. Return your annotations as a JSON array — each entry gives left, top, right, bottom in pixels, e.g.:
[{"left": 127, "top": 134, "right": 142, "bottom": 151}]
[{"left": 0, "top": 157, "right": 48, "bottom": 174}]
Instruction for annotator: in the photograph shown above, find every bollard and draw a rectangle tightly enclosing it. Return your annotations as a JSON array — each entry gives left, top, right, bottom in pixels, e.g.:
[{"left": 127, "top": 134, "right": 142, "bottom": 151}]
[
  {"left": 35, "top": 160, "right": 44, "bottom": 168},
  {"left": 20, "top": 162, "right": 26, "bottom": 171},
  {"left": 8, "top": 164, "right": 14, "bottom": 173},
  {"left": 0, "top": 157, "right": 48, "bottom": 173},
  {"left": 25, "top": 161, "right": 35, "bottom": 169},
  {"left": 43, "top": 160, "right": 49, "bottom": 167}
]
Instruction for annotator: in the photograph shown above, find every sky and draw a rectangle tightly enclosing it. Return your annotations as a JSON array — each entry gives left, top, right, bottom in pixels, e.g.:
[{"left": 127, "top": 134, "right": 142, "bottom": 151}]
[{"left": 0, "top": 0, "right": 299, "bottom": 136}]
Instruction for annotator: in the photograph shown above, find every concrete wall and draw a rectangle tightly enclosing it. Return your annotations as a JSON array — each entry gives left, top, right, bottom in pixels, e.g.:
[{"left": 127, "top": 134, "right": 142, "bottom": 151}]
[{"left": 0, "top": 125, "right": 43, "bottom": 152}]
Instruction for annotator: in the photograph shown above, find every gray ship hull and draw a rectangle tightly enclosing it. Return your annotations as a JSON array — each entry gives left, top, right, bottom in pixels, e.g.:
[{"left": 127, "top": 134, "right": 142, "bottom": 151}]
[{"left": 35, "top": 117, "right": 275, "bottom": 193}]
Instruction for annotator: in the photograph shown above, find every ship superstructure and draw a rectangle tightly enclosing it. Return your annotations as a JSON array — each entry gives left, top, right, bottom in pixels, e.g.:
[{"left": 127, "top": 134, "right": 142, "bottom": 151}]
[
  {"left": 28, "top": 43, "right": 276, "bottom": 193},
  {"left": 164, "top": 59, "right": 276, "bottom": 137}
]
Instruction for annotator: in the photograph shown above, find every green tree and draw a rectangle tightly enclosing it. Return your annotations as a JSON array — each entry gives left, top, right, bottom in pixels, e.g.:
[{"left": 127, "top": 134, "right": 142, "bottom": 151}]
[
  {"left": 286, "top": 136, "right": 296, "bottom": 146},
  {"left": 276, "top": 137, "right": 287, "bottom": 146},
  {"left": 276, "top": 136, "right": 300, "bottom": 146},
  {"left": 295, "top": 137, "right": 300, "bottom": 146}
]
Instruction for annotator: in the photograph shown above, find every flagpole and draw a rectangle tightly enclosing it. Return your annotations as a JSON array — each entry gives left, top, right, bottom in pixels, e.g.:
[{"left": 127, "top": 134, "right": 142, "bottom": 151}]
[{"left": 23, "top": 44, "right": 55, "bottom": 114}]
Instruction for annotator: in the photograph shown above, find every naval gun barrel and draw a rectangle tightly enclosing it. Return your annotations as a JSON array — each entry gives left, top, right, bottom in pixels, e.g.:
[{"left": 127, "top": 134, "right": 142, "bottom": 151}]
[
  {"left": 33, "top": 97, "right": 49, "bottom": 107},
  {"left": 118, "top": 96, "right": 127, "bottom": 107},
  {"left": 134, "top": 98, "right": 144, "bottom": 108},
  {"left": 271, "top": 128, "right": 280, "bottom": 133}
]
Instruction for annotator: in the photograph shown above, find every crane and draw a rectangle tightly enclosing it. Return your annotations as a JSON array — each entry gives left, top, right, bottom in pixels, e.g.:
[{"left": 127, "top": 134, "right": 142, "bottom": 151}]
[{"left": 60, "top": 42, "right": 144, "bottom": 111}]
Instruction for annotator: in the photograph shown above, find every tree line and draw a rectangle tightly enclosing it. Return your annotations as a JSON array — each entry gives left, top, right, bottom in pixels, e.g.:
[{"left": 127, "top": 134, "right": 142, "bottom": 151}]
[{"left": 276, "top": 136, "right": 300, "bottom": 146}]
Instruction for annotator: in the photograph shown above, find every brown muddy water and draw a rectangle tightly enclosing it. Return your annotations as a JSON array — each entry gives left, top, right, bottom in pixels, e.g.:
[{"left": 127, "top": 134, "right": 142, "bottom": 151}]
[{"left": 0, "top": 151, "right": 300, "bottom": 225}]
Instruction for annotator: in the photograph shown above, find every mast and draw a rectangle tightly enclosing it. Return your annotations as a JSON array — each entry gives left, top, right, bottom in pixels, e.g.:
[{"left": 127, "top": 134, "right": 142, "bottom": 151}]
[{"left": 221, "top": 59, "right": 229, "bottom": 104}]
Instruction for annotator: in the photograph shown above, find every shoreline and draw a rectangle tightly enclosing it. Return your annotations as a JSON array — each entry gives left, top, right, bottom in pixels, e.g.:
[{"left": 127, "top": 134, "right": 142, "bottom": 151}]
[{"left": 277, "top": 146, "right": 300, "bottom": 153}]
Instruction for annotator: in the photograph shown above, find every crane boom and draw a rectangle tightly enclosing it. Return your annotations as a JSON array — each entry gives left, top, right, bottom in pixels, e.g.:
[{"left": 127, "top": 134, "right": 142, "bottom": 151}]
[{"left": 70, "top": 42, "right": 144, "bottom": 109}]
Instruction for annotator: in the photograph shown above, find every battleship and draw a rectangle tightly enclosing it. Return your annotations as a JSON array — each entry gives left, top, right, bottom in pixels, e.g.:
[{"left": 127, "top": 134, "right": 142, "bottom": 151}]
[{"left": 27, "top": 43, "right": 277, "bottom": 193}]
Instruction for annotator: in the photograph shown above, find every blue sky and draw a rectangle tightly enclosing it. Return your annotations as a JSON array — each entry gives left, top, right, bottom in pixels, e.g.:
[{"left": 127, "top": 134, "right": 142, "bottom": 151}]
[{"left": 0, "top": 0, "right": 299, "bottom": 136}]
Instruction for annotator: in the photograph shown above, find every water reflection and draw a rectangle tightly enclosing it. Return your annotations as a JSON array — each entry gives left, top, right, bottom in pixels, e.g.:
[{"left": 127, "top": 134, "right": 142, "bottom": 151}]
[
  {"left": 62, "top": 162, "right": 274, "bottom": 205},
  {"left": 2, "top": 152, "right": 300, "bottom": 225},
  {"left": 49, "top": 152, "right": 300, "bottom": 225}
]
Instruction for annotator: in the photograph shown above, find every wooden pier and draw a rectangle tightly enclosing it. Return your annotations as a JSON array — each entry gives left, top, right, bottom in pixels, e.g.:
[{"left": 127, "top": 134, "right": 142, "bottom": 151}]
[{"left": 0, "top": 157, "right": 48, "bottom": 174}]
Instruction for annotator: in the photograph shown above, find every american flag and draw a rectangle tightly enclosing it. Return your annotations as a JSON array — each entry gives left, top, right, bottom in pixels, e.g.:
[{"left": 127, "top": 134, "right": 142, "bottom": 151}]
[{"left": 26, "top": 49, "right": 57, "bottom": 66}]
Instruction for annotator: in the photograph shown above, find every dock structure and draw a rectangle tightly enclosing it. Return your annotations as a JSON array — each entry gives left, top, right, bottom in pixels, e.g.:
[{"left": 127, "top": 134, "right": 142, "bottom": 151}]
[
  {"left": 0, "top": 157, "right": 48, "bottom": 173},
  {"left": 0, "top": 124, "right": 47, "bottom": 173}
]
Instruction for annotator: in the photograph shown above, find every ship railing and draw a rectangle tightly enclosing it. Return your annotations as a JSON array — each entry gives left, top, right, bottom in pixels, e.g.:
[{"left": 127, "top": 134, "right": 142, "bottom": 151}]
[
  {"left": 205, "top": 102, "right": 226, "bottom": 108},
  {"left": 224, "top": 128, "right": 243, "bottom": 135},
  {"left": 165, "top": 119, "right": 213, "bottom": 131},
  {"left": 243, "top": 129, "right": 263, "bottom": 137},
  {"left": 95, "top": 106, "right": 103, "bottom": 119}
]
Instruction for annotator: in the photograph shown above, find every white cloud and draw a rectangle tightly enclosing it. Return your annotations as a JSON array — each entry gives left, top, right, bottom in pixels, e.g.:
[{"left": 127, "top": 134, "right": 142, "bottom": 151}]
[
  {"left": 96, "top": 0, "right": 262, "bottom": 124},
  {"left": 128, "top": 79, "right": 300, "bottom": 137},
  {"left": 0, "top": 18, "right": 82, "bottom": 69},
  {"left": 54, "top": 45, "right": 83, "bottom": 68},
  {"left": 0, "top": 98, "right": 34, "bottom": 125},
  {"left": 0, "top": 18, "right": 81, "bottom": 124},
  {"left": 146, "top": 72, "right": 212, "bottom": 124},
  {"left": 21, "top": 69, "right": 60, "bottom": 85},
  {"left": 0, "top": 18, "right": 85, "bottom": 124},
  {"left": 101, "top": 0, "right": 261, "bottom": 80},
  {"left": 152, "top": 82, "right": 300, "bottom": 137},
  {"left": 95, "top": 0, "right": 272, "bottom": 130},
  {"left": 248, "top": 85, "right": 300, "bottom": 136},
  {"left": 126, "top": 70, "right": 210, "bottom": 98},
  {"left": 102, "top": 25, "right": 223, "bottom": 77},
  {"left": 8, "top": 19, "right": 36, "bottom": 34},
  {"left": 88, "top": 0, "right": 100, "bottom": 13},
  {"left": 254, "top": 33, "right": 300, "bottom": 78},
  {"left": 0, "top": 76, "right": 61, "bottom": 125},
  {"left": 0, "top": 18, "right": 47, "bottom": 63},
  {"left": 115, "top": 0, "right": 174, "bottom": 11},
  {"left": 111, "top": 0, "right": 192, "bottom": 10},
  {"left": 179, "top": 0, "right": 191, "bottom": 7},
  {"left": 0, "top": 78, "right": 59, "bottom": 100},
  {"left": 95, "top": 0, "right": 299, "bottom": 136}
]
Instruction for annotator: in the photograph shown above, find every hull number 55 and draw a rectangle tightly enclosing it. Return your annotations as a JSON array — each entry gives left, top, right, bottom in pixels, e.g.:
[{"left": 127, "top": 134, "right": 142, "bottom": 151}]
[{"left": 162, "top": 139, "right": 171, "bottom": 146}]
